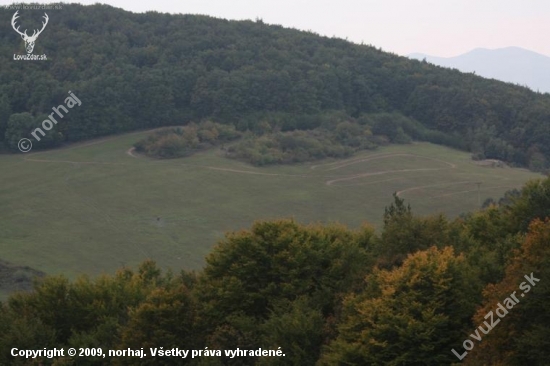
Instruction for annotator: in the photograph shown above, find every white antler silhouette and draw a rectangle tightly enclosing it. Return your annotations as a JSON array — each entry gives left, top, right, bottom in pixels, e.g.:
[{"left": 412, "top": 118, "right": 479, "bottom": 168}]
[
  {"left": 11, "top": 11, "right": 27, "bottom": 38},
  {"left": 11, "top": 11, "right": 49, "bottom": 54}
]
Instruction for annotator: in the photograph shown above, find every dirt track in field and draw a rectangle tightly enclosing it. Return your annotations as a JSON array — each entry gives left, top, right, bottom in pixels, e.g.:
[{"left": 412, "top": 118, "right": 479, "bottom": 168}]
[{"left": 22, "top": 135, "right": 463, "bottom": 194}]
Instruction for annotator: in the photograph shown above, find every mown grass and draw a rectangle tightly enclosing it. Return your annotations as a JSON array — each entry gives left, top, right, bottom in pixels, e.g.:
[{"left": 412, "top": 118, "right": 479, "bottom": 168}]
[{"left": 0, "top": 132, "right": 542, "bottom": 297}]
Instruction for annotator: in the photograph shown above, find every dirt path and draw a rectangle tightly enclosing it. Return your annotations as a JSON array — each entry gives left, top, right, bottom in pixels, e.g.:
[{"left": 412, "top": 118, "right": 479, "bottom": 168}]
[
  {"left": 126, "top": 147, "right": 138, "bottom": 158},
  {"left": 23, "top": 127, "right": 167, "bottom": 158},
  {"left": 23, "top": 158, "right": 126, "bottom": 165},
  {"left": 396, "top": 181, "right": 475, "bottom": 197},
  {"left": 21, "top": 132, "right": 463, "bottom": 192},
  {"left": 311, "top": 153, "right": 457, "bottom": 172},
  {"left": 325, "top": 168, "right": 444, "bottom": 186},
  {"left": 431, "top": 185, "right": 516, "bottom": 198},
  {"left": 310, "top": 152, "right": 396, "bottom": 170},
  {"left": 22, "top": 128, "right": 165, "bottom": 165},
  {"left": 204, "top": 166, "right": 317, "bottom": 178},
  {"left": 328, "top": 177, "right": 404, "bottom": 188}
]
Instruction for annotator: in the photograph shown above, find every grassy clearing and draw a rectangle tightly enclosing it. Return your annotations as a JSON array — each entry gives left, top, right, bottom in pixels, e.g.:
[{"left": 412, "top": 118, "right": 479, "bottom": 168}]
[{"left": 0, "top": 132, "right": 542, "bottom": 295}]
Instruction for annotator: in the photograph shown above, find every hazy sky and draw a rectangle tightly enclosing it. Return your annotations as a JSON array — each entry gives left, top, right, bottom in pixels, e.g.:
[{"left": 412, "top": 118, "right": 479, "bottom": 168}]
[{"left": 3, "top": 0, "right": 550, "bottom": 57}]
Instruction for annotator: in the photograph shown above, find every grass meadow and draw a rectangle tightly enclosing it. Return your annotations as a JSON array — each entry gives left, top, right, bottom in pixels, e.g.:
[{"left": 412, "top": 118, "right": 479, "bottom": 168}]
[{"left": 0, "top": 131, "right": 542, "bottom": 298}]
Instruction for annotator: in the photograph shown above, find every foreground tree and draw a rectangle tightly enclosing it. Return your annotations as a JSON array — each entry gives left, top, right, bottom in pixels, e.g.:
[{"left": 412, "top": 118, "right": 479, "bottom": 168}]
[
  {"left": 374, "top": 193, "right": 452, "bottom": 268},
  {"left": 320, "top": 246, "right": 481, "bottom": 365},
  {"left": 504, "top": 178, "right": 550, "bottom": 232},
  {"left": 116, "top": 284, "right": 198, "bottom": 365},
  {"left": 195, "top": 219, "right": 375, "bottom": 365},
  {"left": 0, "top": 261, "right": 177, "bottom": 365},
  {"left": 465, "top": 219, "right": 550, "bottom": 365}
]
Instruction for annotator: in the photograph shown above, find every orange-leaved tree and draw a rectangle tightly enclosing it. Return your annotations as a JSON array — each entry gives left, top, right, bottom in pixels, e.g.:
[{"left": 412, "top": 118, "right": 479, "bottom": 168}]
[
  {"left": 320, "top": 246, "right": 481, "bottom": 365},
  {"left": 465, "top": 219, "right": 550, "bottom": 365}
]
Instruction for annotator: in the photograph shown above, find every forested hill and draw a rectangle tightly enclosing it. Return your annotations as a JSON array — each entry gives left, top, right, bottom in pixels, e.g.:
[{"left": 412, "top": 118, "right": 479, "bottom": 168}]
[{"left": 1, "top": 3, "right": 550, "bottom": 169}]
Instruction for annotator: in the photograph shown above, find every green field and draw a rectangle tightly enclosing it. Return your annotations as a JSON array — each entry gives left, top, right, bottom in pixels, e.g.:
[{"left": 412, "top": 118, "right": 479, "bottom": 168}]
[{"left": 0, "top": 131, "right": 542, "bottom": 290}]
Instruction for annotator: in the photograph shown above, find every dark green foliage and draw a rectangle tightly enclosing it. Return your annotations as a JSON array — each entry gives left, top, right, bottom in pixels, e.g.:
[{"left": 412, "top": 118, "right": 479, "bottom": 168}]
[
  {"left": 504, "top": 178, "right": 550, "bottom": 232},
  {"left": 0, "top": 261, "right": 195, "bottom": 365},
  {"left": 0, "top": 310, "right": 57, "bottom": 366},
  {"left": 376, "top": 193, "right": 454, "bottom": 268},
  {"left": 258, "top": 297, "right": 325, "bottom": 366},
  {"left": 453, "top": 180, "right": 550, "bottom": 288},
  {"left": 194, "top": 220, "right": 374, "bottom": 364},
  {"left": 117, "top": 285, "right": 198, "bottom": 365},
  {"left": 0, "top": 94, "right": 11, "bottom": 143},
  {"left": 383, "top": 192, "right": 412, "bottom": 225},
  {"left": 196, "top": 220, "right": 373, "bottom": 319},
  {"left": 4, "top": 112, "right": 63, "bottom": 150}
]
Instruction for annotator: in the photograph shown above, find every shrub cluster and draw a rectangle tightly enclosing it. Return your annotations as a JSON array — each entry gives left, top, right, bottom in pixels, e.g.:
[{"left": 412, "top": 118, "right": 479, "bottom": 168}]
[{"left": 134, "top": 121, "right": 241, "bottom": 158}]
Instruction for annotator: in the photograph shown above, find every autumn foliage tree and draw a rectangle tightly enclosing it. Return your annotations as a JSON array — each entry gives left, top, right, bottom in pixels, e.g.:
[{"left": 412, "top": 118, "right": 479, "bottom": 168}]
[
  {"left": 320, "top": 246, "right": 481, "bottom": 366},
  {"left": 465, "top": 219, "right": 550, "bottom": 365}
]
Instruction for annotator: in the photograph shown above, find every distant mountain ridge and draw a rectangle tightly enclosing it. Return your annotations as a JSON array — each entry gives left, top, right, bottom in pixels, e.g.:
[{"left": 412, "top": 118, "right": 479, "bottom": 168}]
[{"left": 409, "top": 47, "right": 550, "bottom": 93}]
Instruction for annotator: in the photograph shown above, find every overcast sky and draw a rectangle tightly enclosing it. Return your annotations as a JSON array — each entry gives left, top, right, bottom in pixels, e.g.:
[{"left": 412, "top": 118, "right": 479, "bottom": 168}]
[{"left": 3, "top": 0, "right": 550, "bottom": 57}]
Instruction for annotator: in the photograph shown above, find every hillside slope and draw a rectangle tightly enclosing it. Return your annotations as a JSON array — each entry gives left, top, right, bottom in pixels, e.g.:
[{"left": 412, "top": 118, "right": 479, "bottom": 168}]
[{"left": 1, "top": 4, "right": 550, "bottom": 169}]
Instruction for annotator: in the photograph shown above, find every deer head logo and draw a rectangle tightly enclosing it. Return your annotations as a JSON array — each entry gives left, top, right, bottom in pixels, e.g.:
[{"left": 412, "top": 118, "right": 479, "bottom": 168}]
[{"left": 11, "top": 11, "right": 49, "bottom": 54}]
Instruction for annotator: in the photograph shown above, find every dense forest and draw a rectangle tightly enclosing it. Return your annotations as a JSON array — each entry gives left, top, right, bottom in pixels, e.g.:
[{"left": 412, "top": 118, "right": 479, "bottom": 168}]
[
  {"left": 1, "top": 4, "right": 550, "bottom": 170},
  {"left": 1, "top": 177, "right": 549, "bottom": 365}
]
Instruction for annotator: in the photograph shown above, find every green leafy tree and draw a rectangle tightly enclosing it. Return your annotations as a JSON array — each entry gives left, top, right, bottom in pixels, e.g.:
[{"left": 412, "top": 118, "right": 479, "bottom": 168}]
[
  {"left": 0, "top": 94, "right": 11, "bottom": 142},
  {"left": 375, "top": 194, "right": 451, "bottom": 268},
  {"left": 4, "top": 113, "right": 35, "bottom": 150},
  {"left": 116, "top": 285, "right": 198, "bottom": 365},
  {"left": 504, "top": 178, "right": 550, "bottom": 232},
  {"left": 195, "top": 220, "right": 374, "bottom": 363}
]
